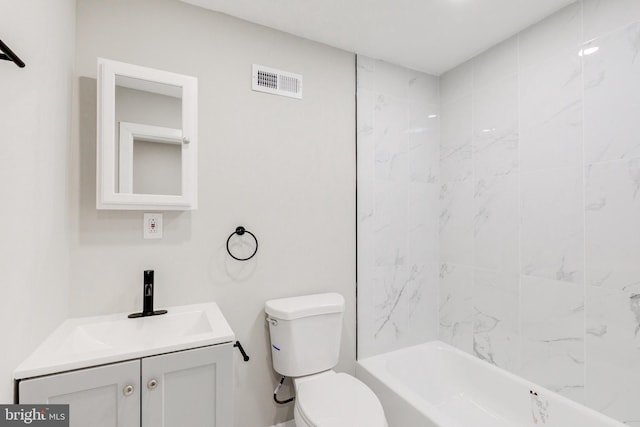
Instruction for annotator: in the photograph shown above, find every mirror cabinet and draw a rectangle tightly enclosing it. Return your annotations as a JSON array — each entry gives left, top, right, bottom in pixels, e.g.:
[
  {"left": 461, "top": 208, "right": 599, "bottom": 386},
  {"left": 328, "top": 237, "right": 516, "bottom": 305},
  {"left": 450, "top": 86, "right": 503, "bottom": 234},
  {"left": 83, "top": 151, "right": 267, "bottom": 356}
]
[{"left": 97, "top": 58, "right": 198, "bottom": 210}]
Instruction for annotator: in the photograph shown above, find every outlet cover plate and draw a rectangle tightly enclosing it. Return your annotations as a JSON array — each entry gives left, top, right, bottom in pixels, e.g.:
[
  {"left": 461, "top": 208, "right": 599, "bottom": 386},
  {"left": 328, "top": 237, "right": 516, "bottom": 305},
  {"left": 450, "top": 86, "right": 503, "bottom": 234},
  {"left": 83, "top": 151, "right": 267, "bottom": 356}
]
[{"left": 144, "top": 213, "right": 163, "bottom": 239}]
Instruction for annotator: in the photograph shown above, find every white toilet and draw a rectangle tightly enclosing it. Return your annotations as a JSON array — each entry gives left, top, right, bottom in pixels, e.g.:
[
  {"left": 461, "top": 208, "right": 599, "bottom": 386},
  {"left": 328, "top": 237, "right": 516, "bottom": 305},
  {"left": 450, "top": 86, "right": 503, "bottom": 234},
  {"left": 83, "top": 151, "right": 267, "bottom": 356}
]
[{"left": 265, "top": 293, "right": 388, "bottom": 427}]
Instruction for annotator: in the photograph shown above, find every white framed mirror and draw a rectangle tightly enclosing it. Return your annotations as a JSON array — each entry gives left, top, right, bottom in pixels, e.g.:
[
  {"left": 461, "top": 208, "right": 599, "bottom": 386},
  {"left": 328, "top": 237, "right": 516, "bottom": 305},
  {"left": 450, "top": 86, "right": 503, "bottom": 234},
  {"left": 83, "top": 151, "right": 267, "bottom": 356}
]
[{"left": 97, "top": 58, "right": 197, "bottom": 210}]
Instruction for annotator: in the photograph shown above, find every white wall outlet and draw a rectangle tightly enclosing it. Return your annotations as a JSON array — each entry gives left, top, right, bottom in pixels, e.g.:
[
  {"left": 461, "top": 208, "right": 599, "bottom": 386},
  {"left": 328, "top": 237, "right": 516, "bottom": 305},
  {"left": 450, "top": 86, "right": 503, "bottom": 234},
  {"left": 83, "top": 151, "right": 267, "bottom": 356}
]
[{"left": 143, "top": 213, "right": 163, "bottom": 239}]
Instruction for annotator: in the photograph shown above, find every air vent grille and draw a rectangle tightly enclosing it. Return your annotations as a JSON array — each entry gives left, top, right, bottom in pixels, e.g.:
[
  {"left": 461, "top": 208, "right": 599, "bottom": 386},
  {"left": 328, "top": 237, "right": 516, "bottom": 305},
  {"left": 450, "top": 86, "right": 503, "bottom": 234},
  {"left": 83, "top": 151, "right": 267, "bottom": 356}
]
[
  {"left": 252, "top": 64, "right": 302, "bottom": 99},
  {"left": 257, "top": 70, "right": 278, "bottom": 90}
]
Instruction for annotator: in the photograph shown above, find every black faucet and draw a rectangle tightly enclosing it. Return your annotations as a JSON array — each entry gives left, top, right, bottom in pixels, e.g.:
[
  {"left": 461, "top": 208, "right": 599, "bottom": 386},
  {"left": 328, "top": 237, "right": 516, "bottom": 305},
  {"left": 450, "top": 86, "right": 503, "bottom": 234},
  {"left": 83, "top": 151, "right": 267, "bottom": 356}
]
[
  {"left": 128, "top": 270, "right": 168, "bottom": 318},
  {"left": 143, "top": 270, "right": 155, "bottom": 314}
]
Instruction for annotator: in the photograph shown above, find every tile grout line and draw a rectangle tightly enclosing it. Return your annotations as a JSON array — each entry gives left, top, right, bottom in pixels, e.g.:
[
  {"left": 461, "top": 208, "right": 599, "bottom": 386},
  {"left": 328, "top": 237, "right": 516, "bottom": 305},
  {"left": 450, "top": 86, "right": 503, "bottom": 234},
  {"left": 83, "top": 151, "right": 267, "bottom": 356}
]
[
  {"left": 580, "top": 0, "right": 588, "bottom": 402},
  {"left": 516, "top": 28, "right": 523, "bottom": 376},
  {"left": 471, "top": 58, "right": 476, "bottom": 355},
  {"left": 436, "top": 74, "right": 442, "bottom": 344}
]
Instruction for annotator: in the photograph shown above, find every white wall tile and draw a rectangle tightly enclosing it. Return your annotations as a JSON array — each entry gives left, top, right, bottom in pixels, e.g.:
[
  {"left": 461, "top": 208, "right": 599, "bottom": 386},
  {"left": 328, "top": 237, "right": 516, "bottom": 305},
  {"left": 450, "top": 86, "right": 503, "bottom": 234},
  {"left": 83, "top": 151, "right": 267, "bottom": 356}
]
[
  {"left": 441, "top": 60, "right": 473, "bottom": 105},
  {"left": 370, "top": 265, "right": 411, "bottom": 346},
  {"left": 473, "top": 36, "right": 518, "bottom": 89},
  {"left": 373, "top": 180, "right": 408, "bottom": 267},
  {"left": 356, "top": 55, "right": 376, "bottom": 92},
  {"left": 374, "top": 96, "right": 409, "bottom": 183},
  {"left": 440, "top": 180, "right": 473, "bottom": 265},
  {"left": 519, "top": 54, "right": 583, "bottom": 172},
  {"left": 584, "top": 22, "right": 640, "bottom": 164},
  {"left": 474, "top": 174, "right": 519, "bottom": 273},
  {"left": 370, "top": 260, "right": 438, "bottom": 353},
  {"left": 356, "top": 180, "right": 375, "bottom": 271},
  {"left": 406, "top": 250, "right": 440, "bottom": 345},
  {"left": 440, "top": 263, "right": 473, "bottom": 354},
  {"left": 585, "top": 285, "right": 640, "bottom": 425},
  {"left": 473, "top": 75, "right": 519, "bottom": 177},
  {"left": 520, "top": 167, "right": 584, "bottom": 284},
  {"left": 519, "top": 2, "right": 583, "bottom": 70},
  {"left": 409, "top": 100, "right": 439, "bottom": 135},
  {"left": 409, "top": 183, "right": 440, "bottom": 263},
  {"left": 583, "top": 0, "right": 640, "bottom": 41},
  {"left": 357, "top": 89, "right": 376, "bottom": 183},
  {"left": 357, "top": 270, "right": 381, "bottom": 358},
  {"left": 357, "top": 55, "right": 440, "bottom": 358},
  {"left": 409, "top": 103, "right": 440, "bottom": 183},
  {"left": 408, "top": 72, "right": 439, "bottom": 103},
  {"left": 473, "top": 269, "right": 519, "bottom": 371},
  {"left": 520, "top": 276, "right": 585, "bottom": 403},
  {"left": 409, "top": 182, "right": 440, "bottom": 344},
  {"left": 359, "top": 56, "right": 413, "bottom": 99},
  {"left": 408, "top": 270, "right": 440, "bottom": 344},
  {"left": 441, "top": 95, "right": 472, "bottom": 182},
  {"left": 585, "top": 159, "right": 640, "bottom": 292},
  {"left": 436, "top": 3, "right": 640, "bottom": 424}
]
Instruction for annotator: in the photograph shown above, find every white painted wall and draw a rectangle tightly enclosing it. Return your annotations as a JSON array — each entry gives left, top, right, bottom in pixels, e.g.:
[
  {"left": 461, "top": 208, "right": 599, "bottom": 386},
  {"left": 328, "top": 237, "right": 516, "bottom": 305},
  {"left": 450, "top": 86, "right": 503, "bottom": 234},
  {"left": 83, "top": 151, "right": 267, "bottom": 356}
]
[
  {"left": 72, "top": 1, "right": 355, "bottom": 426},
  {"left": 0, "top": 0, "right": 75, "bottom": 404},
  {"left": 439, "top": 1, "right": 640, "bottom": 424},
  {"left": 356, "top": 56, "right": 440, "bottom": 358}
]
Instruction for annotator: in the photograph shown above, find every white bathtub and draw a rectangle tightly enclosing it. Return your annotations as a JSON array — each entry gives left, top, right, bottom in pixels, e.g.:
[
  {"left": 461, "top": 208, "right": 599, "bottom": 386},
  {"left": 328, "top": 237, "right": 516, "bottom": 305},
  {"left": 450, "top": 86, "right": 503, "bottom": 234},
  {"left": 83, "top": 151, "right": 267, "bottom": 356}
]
[{"left": 356, "top": 341, "right": 625, "bottom": 427}]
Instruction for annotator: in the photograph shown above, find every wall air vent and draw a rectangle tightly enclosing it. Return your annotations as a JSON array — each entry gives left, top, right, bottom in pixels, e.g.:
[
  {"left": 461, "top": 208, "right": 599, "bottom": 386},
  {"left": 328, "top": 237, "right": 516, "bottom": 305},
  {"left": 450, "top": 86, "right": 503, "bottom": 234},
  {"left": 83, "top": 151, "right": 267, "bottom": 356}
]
[{"left": 252, "top": 64, "right": 302, "bottom": 99}]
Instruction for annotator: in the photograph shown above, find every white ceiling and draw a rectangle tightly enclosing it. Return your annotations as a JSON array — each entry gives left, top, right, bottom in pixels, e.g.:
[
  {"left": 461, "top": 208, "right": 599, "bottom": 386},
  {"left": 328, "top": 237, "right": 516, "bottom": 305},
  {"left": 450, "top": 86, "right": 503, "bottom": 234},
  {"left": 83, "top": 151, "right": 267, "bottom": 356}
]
[{"left": 180, "top": 0, "right": 576, "bottom": 75}]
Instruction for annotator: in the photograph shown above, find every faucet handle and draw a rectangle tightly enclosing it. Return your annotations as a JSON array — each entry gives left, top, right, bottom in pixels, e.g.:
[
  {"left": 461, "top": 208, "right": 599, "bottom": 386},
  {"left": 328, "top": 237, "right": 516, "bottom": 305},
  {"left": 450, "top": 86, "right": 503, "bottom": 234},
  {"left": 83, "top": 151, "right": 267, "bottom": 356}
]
[{"left": 144, "top": 270, "right": 154, "bottom": 285}]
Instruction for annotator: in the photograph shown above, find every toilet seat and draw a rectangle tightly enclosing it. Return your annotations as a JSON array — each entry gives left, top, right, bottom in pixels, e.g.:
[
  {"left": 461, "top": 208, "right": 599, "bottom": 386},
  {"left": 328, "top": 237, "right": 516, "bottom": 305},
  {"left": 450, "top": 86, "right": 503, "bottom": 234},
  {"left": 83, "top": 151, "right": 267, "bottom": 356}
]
[{"left": 295, "top": 373, "right": 387, "bottom": 427}]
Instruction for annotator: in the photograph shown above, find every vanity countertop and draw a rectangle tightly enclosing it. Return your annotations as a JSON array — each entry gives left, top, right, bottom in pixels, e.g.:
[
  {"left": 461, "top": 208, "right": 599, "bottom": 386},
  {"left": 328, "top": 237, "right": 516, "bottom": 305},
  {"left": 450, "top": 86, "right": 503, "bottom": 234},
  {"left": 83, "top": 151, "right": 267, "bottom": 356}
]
[{"left": 15, "top": 302, "right": 234, "bottom": 379}]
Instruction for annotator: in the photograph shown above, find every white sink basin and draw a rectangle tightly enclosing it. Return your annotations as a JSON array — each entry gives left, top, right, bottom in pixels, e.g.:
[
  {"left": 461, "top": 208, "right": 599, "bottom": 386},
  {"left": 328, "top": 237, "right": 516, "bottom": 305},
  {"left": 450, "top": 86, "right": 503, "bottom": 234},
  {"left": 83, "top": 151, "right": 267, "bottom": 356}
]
[
  {"left": 15, "top": 302, "right": 235, "bottom": 379},
  {"left": 73, "top": 310, "right": 213, "bottom": 348}
]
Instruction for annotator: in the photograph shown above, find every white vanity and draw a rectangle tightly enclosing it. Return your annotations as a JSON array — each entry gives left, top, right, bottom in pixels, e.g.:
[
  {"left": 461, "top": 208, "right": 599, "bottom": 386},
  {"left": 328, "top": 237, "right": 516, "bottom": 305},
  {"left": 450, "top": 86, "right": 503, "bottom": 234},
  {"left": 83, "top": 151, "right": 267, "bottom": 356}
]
[{"left": 14, "top": 303, "right": 234, "bottom": 427}]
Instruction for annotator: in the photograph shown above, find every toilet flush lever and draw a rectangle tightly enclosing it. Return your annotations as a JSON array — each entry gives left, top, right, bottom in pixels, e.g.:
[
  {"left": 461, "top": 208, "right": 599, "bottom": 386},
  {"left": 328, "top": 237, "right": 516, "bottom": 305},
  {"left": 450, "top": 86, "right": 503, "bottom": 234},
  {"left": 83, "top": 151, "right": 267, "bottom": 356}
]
[{"left": 266, "top": 316, "right": 278, "bottom": 327}]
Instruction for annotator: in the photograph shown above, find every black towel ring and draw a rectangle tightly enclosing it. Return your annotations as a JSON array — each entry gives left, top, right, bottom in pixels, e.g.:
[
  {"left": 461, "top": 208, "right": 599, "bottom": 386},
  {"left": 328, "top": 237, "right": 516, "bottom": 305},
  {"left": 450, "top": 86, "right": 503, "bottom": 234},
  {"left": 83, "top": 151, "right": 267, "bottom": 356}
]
[{"left": 226, "top": 226, "right": 258, "bottom": 261}]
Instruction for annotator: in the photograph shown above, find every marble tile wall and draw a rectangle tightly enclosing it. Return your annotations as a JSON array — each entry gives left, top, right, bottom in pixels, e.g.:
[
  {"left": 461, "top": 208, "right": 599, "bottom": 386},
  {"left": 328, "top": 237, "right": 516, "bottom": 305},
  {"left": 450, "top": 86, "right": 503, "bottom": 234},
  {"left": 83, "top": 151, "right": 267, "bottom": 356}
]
[
  {"left": 439, "top": 1, "right": 640, "bottom": 424},
  {"left": 356, "top": 56, "right": 440, "bottom": 358}
]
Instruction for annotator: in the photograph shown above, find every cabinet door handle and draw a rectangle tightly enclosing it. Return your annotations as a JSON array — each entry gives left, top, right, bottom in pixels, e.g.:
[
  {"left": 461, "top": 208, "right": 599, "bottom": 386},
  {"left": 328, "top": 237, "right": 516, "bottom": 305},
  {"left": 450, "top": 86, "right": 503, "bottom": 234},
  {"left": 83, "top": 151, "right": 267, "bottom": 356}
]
[
  {"left": 123, "top": 385, "right": 134, "bottom": 396},
  {"left": 147, "top": 379, "right": 158, "bottom": 390}
]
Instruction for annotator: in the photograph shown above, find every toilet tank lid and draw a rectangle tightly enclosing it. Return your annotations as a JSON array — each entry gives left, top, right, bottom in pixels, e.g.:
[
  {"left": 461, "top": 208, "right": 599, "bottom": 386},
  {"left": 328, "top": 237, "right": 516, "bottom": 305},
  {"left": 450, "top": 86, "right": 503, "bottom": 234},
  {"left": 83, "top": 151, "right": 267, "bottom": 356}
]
[{"left": 265, "top": 293, "right": 345, "bottom": 320}]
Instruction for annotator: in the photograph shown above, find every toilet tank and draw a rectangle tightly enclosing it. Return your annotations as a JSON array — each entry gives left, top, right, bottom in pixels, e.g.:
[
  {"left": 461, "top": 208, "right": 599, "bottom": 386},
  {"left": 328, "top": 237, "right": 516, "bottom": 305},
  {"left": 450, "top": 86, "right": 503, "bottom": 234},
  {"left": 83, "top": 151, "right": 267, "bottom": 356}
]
[{"left": 265, "top": 293, "right": 345, "bottom": 377}]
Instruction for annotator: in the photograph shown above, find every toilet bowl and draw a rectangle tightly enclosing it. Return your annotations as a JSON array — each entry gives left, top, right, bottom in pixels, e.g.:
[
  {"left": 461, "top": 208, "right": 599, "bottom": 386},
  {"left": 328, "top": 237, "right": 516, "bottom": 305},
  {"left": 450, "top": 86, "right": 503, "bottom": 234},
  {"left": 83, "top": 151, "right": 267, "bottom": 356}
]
[
  {"left": 265, "top": 293, "right": 388, "bottom": 427},
  {"left": 293, "top": 371, "right": 387, "bottom": 427}
]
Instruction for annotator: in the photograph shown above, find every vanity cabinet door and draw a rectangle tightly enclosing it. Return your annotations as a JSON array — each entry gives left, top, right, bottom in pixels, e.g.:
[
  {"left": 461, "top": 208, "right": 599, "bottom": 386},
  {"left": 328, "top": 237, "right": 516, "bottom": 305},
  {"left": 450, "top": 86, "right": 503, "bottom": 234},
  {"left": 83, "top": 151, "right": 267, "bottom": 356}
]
[
  {"left": 141, "top": 344, "right": 233, "bottom": 427},
  {"left": 19, "top": 360, "right": 140, "bottom": 427}
]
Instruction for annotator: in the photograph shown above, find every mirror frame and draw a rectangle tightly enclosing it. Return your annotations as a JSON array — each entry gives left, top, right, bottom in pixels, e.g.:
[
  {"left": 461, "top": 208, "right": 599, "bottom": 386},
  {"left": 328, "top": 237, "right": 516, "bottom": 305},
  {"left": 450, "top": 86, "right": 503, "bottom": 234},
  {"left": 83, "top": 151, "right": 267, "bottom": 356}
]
[{"left": 97, "top": 58, "right": 198, "bottom": 210}]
